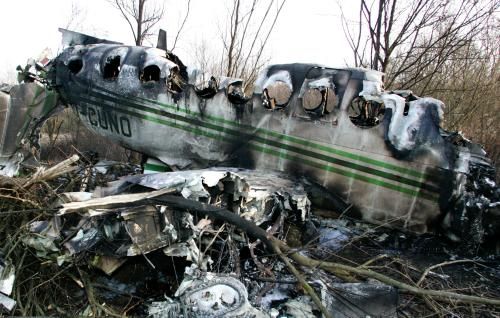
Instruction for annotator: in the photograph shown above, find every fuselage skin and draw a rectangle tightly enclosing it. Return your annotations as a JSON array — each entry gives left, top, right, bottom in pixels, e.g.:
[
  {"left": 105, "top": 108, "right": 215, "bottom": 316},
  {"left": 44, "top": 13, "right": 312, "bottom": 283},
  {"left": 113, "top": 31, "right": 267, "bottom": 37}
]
[{"left": 50, "top": 43, "right": 488, "bottom": 238}]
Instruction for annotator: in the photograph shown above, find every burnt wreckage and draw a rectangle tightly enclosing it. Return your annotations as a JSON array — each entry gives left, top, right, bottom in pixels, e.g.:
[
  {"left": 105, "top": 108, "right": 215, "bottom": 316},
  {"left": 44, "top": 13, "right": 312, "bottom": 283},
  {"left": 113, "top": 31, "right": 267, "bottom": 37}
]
[{"left": 0, "top": 29, "right": 498, "bottom": 246}]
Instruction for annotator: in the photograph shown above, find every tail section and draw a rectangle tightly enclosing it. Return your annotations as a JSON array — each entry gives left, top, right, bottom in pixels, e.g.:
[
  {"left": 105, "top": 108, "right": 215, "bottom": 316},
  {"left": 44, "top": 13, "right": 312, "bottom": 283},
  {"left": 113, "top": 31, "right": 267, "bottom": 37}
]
[{"left": 0, "top": 83, "right": 60, "bottom": 176}]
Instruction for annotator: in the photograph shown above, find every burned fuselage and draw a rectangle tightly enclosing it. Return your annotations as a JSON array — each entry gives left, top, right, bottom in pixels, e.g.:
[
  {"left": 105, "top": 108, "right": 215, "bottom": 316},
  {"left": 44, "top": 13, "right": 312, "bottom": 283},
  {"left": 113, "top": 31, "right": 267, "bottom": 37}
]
[{"left": 15, "top": 31, "right": 491, "bottom": 243}]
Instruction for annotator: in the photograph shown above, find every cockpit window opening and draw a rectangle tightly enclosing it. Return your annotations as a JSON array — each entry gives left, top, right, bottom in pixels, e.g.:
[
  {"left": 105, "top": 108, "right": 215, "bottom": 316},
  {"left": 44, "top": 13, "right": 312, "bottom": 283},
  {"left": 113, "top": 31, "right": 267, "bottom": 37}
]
[
  {"left": 68, "top": 58, "right": 83, "bottom": 74},
  {"left": 195, "top": 76, "right": 218, "bottom": 99},
  {"left": 227, "top": 82, "right": 250, "bottom": 104},
  {"left": 348, "top": 96, "right": 385, "bottom": 128},
  {"left": 140, "top": 65, "right": 161, "bottom": 83},
  {"left": 302, "top": 88, "right": 323, "bottom": 111},
  {"left": 103, "top": 55, "right": 121, "bottom": 80}
]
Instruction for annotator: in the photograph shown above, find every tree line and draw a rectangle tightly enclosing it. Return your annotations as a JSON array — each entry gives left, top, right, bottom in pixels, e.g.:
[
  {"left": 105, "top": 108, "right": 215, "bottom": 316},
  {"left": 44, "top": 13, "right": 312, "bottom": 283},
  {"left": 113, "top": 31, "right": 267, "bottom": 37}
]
[{"left": 56, "top": 0, "right": 500, "bottom": 172}]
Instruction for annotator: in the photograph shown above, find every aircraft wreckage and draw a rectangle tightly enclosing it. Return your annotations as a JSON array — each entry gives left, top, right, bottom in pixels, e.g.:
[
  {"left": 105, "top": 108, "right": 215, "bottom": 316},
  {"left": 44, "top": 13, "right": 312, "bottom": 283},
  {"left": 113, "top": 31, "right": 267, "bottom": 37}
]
[{"left": 0, "top": 28, "right": 498, "bottom": 247}]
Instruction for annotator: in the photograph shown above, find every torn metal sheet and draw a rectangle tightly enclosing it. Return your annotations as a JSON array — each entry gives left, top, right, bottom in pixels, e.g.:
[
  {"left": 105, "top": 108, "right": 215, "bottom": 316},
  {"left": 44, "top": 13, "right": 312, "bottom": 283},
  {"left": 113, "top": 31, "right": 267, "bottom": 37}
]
[
  {"left": 0, "top": 292, "right": 16, "bottom": 312},
  {"left": 381, "top": 94, "right": 444, "bottom": 154},
  {"left": 23, "top": 218, "right": 63, "bottom": 261},
  {"left": 143, "top": 158, "right": 170, "bottom": 174},
  {"left": 59, "top": 187, "right": 175, "bottom": 214},
  {"left": 148, "top": 298, "right": 181, "bottom": 318},
  {"left": 59, "top": 191, "right": 93, "bottom": 203},
  {"left": 61, "top": 204, "right": 181, "bottom": 257},
  {"left": 145, "top": 266, "right": 398, "bottom": 317},
  {"left": 121, "top": 205, "right": 173, "bottom": 256},
  {"left": 248, "top": 266, "right": 398, "bottom": 318},
  {"left": 64, "top": 228, "right": 102, "bottom": 254},
  {"left": 59, "top": 28, "right": 122, "bottom": 47},
  {"left": 280, "top": 299, "right": 316, "bottom": 318},
  {"left": 317, "top": 219, "right": 353, "bottom": 252},
  {"left": 97, "top": 168, "right": 310, "bottom": 224}
]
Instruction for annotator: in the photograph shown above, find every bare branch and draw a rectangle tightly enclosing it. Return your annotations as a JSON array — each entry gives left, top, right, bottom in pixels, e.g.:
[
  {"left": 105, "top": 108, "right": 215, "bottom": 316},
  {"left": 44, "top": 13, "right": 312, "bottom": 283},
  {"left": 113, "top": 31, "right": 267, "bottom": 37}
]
[
  {"left": 338, "top": 0, "right": 365, "bottom": 67},
  {"left": 245, "top": 0, "right": 287, "bottom": 83},
  {"left": 108, "top": 0, "right": 138, "bottom": 43},
  {"left": 170, "top": 0, "right": 191, "bottom": 52},
  {"left": 232, "top": 0, "right": 258, "bottom": 77},
  {"left": 108, "top": 0, "right": 165, "bottom": 46},
  {"left": 239, "top": 0, "right": 275, "bottom": 78},
  {"left": 64, "top": 1, "right": 87, "bottom": 31}
]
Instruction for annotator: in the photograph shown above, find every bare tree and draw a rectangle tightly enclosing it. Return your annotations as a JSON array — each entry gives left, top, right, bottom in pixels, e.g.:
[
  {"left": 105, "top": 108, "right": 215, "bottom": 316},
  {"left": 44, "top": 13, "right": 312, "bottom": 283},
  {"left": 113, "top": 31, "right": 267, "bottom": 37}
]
[
  {"left": 109, "top": 0, "right": 165, "bottom": 46},
  {"left": 170, "top": 0, "right": 191, "bottom": 52},
  {"left": 427, "top": 23, "right": 500, "bottom": 167},
  {"left": 340, "top": 0, "right": 498, "bottom": 88},
  {"left": 340, "top": 0, "right": 500, "bottom": 172},
  {"left": 42, "top": 0, "right": 89, "bottom": 157},
  {"left": 215, "top": 0, "right": 287, "bottom": 89},
  {"left": 64, "top": 1, "right": 87, "bottom": 31},
  {"left": 192, "top": 39, "right": 218, "bottom": 75}
]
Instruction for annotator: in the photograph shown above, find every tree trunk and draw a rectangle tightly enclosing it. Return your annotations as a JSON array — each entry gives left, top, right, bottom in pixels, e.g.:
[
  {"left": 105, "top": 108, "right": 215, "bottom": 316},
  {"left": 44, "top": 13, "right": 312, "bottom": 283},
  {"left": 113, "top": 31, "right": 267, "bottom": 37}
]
[{"left": 136, "top": 0, "right": 144, "bottom": 45}]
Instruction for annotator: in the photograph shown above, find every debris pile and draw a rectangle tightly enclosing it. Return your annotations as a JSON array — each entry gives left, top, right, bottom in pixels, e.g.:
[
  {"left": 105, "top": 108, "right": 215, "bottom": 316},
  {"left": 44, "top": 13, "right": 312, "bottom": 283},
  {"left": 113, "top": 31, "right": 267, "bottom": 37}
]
[{"left": 0, "top": 156, "right": 499, "bottom": 317}]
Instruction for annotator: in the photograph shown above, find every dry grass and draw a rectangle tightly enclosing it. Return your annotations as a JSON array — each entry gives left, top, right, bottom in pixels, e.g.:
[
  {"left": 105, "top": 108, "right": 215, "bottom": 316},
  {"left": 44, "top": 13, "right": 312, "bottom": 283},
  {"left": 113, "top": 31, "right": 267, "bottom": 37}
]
[{"left": 40, "top": 108, "right": 139, "bottom": 164}]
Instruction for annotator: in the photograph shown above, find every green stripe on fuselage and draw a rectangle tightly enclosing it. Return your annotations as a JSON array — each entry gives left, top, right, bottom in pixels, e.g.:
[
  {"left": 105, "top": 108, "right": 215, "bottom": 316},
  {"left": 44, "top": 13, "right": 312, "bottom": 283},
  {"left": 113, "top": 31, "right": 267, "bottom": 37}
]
[
  {"left": 144, "top": 163, "right": 170, "bottom": 172},
  {"left": 81, "top": 88, "right": 440, "bottom": 194},
  {"left": 71, "top": 92, "right": 438, "bottom": 201},
  {"left": 90, "top": 84, "right": 434, "bottom": 181}
]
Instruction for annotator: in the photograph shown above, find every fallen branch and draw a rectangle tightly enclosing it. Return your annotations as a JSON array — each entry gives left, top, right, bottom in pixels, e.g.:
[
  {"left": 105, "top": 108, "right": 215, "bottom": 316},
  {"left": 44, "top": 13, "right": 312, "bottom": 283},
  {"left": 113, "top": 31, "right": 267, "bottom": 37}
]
[
  {"left": 0, "top": 193, "right": 41, "bottom": 208},
  {"left": 273, "top": 241, "right": 333, "bottom": 318},
  {"left": 417, "top": 259, "right": 477, "bottom": 287},
  {"left": 77, "top": 267, "right": 122, "bottom": 317},
  {"left": 59, "top": 187, "right": 176, "bottom": 215},
  {"left": 22, "top": 155, "right": 80, "bottom": 189},
  {"left": 279, "top": 245, "right": 499, "bottom": 305}
]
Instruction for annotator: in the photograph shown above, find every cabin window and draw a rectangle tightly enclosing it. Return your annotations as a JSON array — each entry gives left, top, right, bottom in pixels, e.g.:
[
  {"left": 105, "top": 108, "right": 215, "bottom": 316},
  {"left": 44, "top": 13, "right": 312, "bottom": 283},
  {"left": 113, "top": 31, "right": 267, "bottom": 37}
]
[
  {"left": 325, "top": 88, "right": 337, "bottom": 113},
  {"left": 227, "top": 82, "right": 249, "bottom": 104},
  {"left": 68, "top": 58, "right": 83, "bottom": 74},
  {"left": 167, "top": 66, "right": 184, "bottom": 93},
  {"left": 195, "top": 76, "right": 218, "bottom": 99},
  {"left": 140, "top": 65, "right": 161, "bottom": 83},
  {"left": 348, "top": 97, "right": 385, "bottom": 128},
  {"left": 302, "top": 88, "right": 323, "bottom": 111},
  {"left": 103, "top": 55, "right": 121, "bottom": 80},
  {"left": 262, "top": 81, "right": 292, "bottom": 109},
  {"left": 301, "top": 87, "right": 337, "bottom": 116}
]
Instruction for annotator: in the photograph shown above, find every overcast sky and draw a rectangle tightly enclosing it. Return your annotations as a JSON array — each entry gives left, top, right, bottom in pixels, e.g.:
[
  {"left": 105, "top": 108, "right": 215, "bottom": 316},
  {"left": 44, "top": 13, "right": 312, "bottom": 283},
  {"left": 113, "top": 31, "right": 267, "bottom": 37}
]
[{"left": 0, "top": 0, "right": 360, "bottom": 83}]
